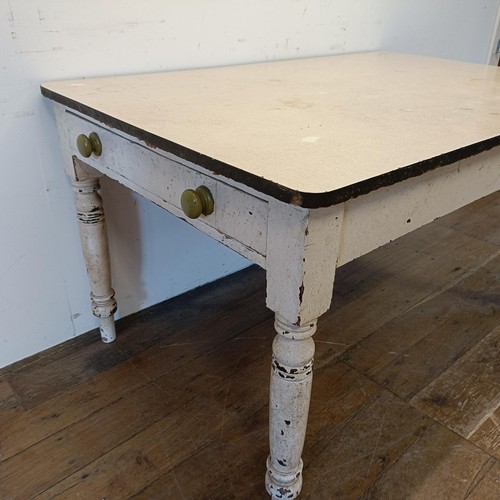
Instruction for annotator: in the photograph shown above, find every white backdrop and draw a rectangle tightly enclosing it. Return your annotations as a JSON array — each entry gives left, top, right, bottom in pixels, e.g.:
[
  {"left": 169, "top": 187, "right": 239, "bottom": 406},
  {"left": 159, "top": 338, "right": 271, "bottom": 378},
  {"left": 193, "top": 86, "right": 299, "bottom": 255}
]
[{"left": 1, "top": 0, "right": 499, "bottom": 368}]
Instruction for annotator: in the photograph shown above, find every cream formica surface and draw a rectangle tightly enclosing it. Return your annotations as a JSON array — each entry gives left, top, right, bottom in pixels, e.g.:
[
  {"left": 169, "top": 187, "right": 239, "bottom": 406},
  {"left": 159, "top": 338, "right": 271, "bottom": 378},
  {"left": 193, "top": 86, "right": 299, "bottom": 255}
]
[
  {"left": 42, "top": 52, "right": 500, "bottom": 206},
  {"left": 42, "top": 52, "right": 500, "bottom": 499}
]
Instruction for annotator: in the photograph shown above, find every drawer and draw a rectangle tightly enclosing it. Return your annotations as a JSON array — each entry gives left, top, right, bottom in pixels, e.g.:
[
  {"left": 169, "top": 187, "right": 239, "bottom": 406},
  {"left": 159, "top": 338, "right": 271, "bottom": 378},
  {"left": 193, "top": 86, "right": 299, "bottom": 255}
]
[{"left": 58, "top": 108, "right": 268, "bottom": 259}]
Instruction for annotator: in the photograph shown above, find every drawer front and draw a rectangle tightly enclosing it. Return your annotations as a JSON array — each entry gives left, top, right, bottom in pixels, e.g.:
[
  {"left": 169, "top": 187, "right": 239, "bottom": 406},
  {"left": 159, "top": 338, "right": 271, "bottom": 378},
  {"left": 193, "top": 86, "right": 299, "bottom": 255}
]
[{"left": 60, "top": 109, "right": 268, "bottom": 258}]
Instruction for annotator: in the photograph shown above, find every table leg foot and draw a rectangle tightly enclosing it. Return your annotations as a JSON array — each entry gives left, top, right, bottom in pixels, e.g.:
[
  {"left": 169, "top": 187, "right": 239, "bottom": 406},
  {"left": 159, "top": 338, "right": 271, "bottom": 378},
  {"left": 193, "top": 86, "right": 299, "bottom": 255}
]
[
  {"left": 266, "top": 315, "right": 316, "bottom": 499},
  {"left": 266, "top": 456, "right": 303, "bottom": 499},
  {"left": 96, "top": 307, "right": 117, "bottom": 343}
]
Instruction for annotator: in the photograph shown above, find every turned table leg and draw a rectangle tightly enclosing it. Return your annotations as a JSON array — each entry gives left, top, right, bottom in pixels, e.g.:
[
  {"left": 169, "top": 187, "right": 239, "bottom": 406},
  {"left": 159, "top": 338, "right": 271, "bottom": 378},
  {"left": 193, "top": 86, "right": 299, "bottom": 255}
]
[
  {"left": 72, "top": 176, "right": 117, "bottom": 342},
  {"left": 266, "top": 315, "right": 317, "bottom": 499},
  {"left": 264, "top": 201, "right": 344, "bottom": 498}
]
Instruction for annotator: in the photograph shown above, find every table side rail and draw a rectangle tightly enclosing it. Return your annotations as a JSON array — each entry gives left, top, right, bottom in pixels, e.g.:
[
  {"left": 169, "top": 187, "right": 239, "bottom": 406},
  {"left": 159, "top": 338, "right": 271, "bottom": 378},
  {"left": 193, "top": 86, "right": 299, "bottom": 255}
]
[{"left": 337, "top": 149, "right": 500, "bottom": 266}]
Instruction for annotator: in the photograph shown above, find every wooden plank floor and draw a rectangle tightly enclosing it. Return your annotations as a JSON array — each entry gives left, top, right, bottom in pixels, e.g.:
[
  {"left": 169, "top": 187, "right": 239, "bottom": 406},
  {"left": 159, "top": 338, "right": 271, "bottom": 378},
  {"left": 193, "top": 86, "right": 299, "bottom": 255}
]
[{"left": 1, "top": 191, "right": 499, "bottom": 499}]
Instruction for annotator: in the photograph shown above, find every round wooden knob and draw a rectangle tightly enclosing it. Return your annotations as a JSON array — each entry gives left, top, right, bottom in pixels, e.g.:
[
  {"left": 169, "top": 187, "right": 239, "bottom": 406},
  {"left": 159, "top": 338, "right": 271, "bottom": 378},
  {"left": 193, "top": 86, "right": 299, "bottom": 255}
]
[
  {"left": 77, "top": 132, "right": 102, "bottom": 158},
  {"left": 180, "top": 186, "right": 214, "bottom": 219}
]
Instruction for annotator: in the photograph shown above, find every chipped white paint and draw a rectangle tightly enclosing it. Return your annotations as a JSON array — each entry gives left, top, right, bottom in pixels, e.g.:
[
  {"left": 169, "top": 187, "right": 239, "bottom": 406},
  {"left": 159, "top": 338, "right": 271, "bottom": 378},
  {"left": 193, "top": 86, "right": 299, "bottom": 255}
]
[
  {"left": 264, "top": 202, "right": 343, "bottom": 497},
  {"left": 2, "top": 0, "right": 498, "bottom": 370},
  {"left": 42, "top": 52, "right": 500, "bottom": 498},
  {"left": 337, "top": 149, "right": 500, "bottom": 266},
  {"left": 55, "top": 106, "right": 267, "bottom": 267},
  {"left": 71, "top": 160, "right": 117, "bottom": 343},
  {"left": 266, "top": 202, "right": 344, "bottom": 325},
  {"left": 267, "top": 317, "right": 316, "bottom": 499}
]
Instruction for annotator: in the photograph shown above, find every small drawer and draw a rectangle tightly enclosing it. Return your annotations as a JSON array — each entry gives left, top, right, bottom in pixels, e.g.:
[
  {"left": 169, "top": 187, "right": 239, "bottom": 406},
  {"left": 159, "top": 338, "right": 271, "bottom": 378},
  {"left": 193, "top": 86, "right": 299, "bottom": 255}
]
[{"left": 59, "top": 109, "right": 269, "bottom": 258}]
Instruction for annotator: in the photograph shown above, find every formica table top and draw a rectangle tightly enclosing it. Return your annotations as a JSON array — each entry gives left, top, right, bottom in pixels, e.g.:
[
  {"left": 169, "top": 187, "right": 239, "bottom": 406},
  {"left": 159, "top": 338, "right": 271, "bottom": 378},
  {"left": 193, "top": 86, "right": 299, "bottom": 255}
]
[{"left": 42, "top": 52, "right": 500, "bottom": 207}]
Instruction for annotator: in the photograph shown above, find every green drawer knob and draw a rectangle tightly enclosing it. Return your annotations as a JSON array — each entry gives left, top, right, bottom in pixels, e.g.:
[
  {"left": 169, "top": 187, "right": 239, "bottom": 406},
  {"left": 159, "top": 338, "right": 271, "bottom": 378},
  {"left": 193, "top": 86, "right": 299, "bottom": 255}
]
[
  {"left": 77, "top": 132, "right": 102, "bottom": 158},
  {"left": 181, "top": 186, "right": 214, "bottom": 219}
]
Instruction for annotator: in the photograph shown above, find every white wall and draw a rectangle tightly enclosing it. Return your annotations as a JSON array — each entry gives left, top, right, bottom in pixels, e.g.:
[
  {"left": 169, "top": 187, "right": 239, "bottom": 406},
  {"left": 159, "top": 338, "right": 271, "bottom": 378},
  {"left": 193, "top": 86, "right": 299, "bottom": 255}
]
[{"left": 1, "top": 0, "right": 499, "bottom": 368}]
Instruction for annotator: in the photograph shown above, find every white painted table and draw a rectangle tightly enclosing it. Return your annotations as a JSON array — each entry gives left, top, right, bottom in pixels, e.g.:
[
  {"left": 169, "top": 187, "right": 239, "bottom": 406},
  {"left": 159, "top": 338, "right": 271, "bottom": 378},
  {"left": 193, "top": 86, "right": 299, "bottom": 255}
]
[{"left": 41, "top": 52, "right": 500, "bottom": 498}]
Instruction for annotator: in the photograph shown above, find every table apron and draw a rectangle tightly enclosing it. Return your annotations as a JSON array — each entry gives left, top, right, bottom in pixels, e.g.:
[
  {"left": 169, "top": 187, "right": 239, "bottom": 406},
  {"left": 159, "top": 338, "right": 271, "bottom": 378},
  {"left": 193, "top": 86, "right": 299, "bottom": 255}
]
[
  {"left": 55, "top": 105, "right": 269, "bottom": 267},
  {"left": 338, "top": 149, "right": 500, "bottom": 266}
]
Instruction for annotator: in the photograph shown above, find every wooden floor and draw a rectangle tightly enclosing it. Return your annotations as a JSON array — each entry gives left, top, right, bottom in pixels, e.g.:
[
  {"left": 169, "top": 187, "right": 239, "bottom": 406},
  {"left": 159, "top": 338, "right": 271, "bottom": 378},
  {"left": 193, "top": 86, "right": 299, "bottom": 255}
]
[{"left": 1, "top": 191, "right": 500, "bottom": 499}]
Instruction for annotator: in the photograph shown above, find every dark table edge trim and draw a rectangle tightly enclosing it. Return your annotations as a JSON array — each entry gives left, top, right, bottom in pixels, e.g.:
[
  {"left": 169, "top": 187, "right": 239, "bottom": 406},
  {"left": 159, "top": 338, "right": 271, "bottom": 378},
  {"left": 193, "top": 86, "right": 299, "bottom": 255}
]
[{"left": 41, "top": 86, "right": 500, "bottom": 209}]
